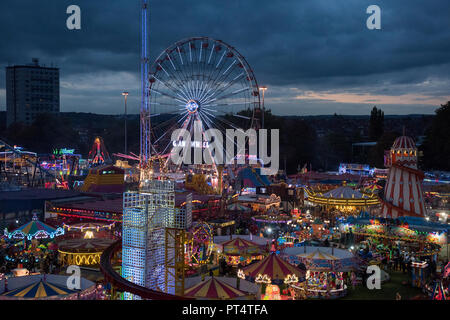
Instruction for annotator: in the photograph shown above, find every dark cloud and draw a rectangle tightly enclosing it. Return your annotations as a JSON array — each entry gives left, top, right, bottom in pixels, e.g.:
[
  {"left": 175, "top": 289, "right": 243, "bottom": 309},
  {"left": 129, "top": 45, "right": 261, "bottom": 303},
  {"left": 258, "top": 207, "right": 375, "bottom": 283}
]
[{"left": 0, "top": 0, "right": 449, "bottom": 115}]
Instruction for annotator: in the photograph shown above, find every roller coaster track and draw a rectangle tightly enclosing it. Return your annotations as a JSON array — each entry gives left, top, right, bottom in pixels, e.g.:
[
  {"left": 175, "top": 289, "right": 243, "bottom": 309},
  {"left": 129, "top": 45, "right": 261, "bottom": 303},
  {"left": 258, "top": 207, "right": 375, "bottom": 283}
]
[
  {"left": 99, "top": 240, "right": 193, "bottom": 300},
  {"left": 0, "top": 138, "right": 56, "bottom": 185}
]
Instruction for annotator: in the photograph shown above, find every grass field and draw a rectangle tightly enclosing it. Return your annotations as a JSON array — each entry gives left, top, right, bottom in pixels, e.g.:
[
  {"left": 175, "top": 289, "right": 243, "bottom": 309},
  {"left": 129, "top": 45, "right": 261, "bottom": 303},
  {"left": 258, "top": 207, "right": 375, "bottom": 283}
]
[{"left": 342, "top": 271, "right": 427, "bottom": 300}]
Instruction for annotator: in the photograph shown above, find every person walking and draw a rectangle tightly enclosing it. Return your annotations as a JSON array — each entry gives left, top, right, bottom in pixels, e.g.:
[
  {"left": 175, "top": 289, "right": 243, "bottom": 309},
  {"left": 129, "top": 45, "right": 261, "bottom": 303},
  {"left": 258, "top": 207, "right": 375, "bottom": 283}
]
[
  {"left": 407, "top": 260, "right": 412, "bottom": 277},
  {"left": 351, "top": 271, "right": 357, "bottom": 290},
  {"left": 394, "top": 250, "right": 400, "bottom": 271},
  {"left": 430, "top": 259, "right": 437, "bottom": 277},
  {"left": 39, "top": 257, "right": 45, "bottom": 274}
]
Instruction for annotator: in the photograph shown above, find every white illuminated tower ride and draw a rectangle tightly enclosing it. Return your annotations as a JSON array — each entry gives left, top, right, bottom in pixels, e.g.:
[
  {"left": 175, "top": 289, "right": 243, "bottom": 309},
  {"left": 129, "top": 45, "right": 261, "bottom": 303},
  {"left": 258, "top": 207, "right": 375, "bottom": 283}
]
[
  {"left": 381, "top": 135, "right": 426, "bottom": 218},
  {"left": 121, "top": 2, "right": 192, "bottom": 299},
  {"left": 122, "top": 180, "right": 191, "bottom": 299},
  {"left": 140, "top": 0, "right": 152, "bottom": 181}
]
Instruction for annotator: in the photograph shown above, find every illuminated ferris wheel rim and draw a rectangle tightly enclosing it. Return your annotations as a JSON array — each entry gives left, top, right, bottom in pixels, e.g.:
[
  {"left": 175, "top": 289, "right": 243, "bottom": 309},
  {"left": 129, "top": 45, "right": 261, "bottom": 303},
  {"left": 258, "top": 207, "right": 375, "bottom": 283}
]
[
  {"left": 147, "top": 36, "right": 261, "bottom": 156},
  {"left": 149, "top": 36, "right": 261, "bottom": 103}
]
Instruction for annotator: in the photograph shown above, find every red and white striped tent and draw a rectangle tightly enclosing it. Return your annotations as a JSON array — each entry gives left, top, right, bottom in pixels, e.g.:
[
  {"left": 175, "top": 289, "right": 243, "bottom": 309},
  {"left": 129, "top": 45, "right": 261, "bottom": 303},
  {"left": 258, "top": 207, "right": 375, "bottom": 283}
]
[
  {"left": 382, "top": 135, "right": 426, "bottom": 218},
  {"left": 184, "top": 277, "right": 249, "bottom": 299}
]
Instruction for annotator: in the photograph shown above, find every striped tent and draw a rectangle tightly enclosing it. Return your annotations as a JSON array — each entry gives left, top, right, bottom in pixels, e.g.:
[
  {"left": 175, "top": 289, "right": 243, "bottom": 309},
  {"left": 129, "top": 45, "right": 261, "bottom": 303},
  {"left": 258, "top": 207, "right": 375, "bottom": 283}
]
[
  {"left": 296, "top": 249, "right": 338, "bottom": 271},
  {"left": 221, "top": 238, "right": 263, "bottom": 255},
  {"left": 363, "top": 184, "right": 382, "bottom": 193},
  {"left": 298, "top": 250, "right": 338, "bottom": 260},
  {"left": 286, "top": 247, "right": 359, "bottom": 272},
  {"left": 381, "top": 135, "right": 425, "bottom": 218},
  {"left": 239, "top": 253, "right": 305, "bottom": 285},
  {"left": 184, "top": 277, "right": 248, "bottom": 299},
  {"left": 227, "top": 203, "right": 251, "bottom": 212},
  {"left": 5, "top": 215, "right": 64, "bottom": 240},
  {"left": 1, "top": 280, "right": 77, "bottom": 298},
  {"left": 392, "top": 135, "right": 416, "bottom": 149}
]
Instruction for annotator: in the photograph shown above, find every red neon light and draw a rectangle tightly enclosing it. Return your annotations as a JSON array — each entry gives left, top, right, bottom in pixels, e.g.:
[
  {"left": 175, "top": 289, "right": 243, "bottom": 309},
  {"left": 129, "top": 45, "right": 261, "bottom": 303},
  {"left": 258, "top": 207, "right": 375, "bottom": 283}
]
[{"left": 56, "top": 212, "right": 120, "bottom": 223}]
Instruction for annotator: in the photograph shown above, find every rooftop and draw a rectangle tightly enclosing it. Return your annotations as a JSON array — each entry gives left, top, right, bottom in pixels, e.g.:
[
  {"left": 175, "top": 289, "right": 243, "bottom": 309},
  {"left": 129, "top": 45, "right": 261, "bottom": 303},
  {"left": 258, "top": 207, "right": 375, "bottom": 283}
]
[{"left": 0, "top": 189, "right": 81, "bottom": 201}]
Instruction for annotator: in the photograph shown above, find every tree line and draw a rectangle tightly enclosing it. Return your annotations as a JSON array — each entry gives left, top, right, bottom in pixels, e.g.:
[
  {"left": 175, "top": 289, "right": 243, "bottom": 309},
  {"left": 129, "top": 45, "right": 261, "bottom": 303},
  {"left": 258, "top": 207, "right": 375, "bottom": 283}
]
[{"left": 1, "top": 102, "right": 448, "bottom": 173}]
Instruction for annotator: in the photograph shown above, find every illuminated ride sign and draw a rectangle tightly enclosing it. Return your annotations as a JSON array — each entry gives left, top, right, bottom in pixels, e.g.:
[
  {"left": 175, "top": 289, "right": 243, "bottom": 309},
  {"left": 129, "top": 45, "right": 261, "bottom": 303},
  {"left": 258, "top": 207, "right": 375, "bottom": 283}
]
[
  {"left": 53, "top": 148, "right": 75, "bottom": 155},
  {"left": 172, "top": 140, "right": 209, "bottom": 149}
]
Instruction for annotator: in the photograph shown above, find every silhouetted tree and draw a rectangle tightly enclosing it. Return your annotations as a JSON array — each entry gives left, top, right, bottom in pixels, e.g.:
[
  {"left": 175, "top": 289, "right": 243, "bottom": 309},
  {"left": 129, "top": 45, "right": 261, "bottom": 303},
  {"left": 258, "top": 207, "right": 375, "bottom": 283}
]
[
  {"left": 367, "top": 131, "right": 398, "bottom": 168},
  {"left": 421, "top": 101, "right": 450, "bottom": 170},
  {"left": 4, "top": 113, "right": 82, "bottom": 154},
  {"left": 369, "top": 106, "right": 384, "bottom": 141}
]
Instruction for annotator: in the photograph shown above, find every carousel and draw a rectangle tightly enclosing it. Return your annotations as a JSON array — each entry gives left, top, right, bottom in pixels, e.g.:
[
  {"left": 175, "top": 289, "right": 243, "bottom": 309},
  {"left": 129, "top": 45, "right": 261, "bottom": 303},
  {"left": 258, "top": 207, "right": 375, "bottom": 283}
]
[
  {"left": 62, "top": 222, "right": 116, "bottom": 239},
  {"left": 4, "top": 214, "right": 64, "bottom": 241},
  {"left": 57, "top": 238, "right": 115, "bottom": 266},
  {"left": 238, "top": 252, "right": 305, "bottom": 300},
  {"left": 63, "top": 221, "right": 116, "bottom": 233},
  {"left": 304, "top": 185, "right": 379, "bottom": 216},
  {"left": 2, "top": 215, "right": 64, "bottom": 272},
  {"left": 283, "top": 246, "right": 360, "bottom": 299},
  {"left": 219, "top": 238, "right": 266, "bottom": 266}
]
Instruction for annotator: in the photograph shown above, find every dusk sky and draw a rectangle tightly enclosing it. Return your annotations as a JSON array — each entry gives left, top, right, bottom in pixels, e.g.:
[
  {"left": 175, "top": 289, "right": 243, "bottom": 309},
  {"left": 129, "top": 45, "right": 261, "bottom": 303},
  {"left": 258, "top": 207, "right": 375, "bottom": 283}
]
[{"left": 0, "top": 0, "right": 449, "bottom": 116}]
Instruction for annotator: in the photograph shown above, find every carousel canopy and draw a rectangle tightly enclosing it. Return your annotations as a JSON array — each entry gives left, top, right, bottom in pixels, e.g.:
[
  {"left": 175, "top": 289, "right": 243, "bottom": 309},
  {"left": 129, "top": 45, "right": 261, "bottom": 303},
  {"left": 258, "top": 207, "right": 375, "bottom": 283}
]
[
  {"left": 363, "top": 184, "right": 382, "bottom": 193},
  {"left": 239, "top": 253, "right": 305, "bottom": 284},
  {"left": 221, "top": 238, "right": 263, "bottom": 255},
  {"left": 1, "top": 280, "right": 76, "bottom": 298},
  {"left": 227, "top": 203, "right": 251, "bottom": 212},
  {"left": 299, "top": 250, "right": 340, "bottom": 260},
  {"left": 284, "top": 246, "right": 353, "bottom": 259},
  {"left": 63, "top": 222, "right": 115, "bottom": 232},
  {"left": 222, "top": 238, "right": 260, "bottom": 249},
  {"left": 184, "top": 277, "right": 248, "bottom": 299},
  {"left": 214, "top": 235, "right": 270, "bottom": 246},
  {"left": 5, "top": 215, "right": 64, "bottom": 240},
  {"left": 57, "top": 238, "right": 115, "bottom": 253},
  {"left": 322, "top": 186, "right": 368, "bottom": 199},
  {"left": 283, "top": 246, "right": 358, "bottom": 272},
  {"left": 305, "top": 186, "right": 379, "bottom": 207}
]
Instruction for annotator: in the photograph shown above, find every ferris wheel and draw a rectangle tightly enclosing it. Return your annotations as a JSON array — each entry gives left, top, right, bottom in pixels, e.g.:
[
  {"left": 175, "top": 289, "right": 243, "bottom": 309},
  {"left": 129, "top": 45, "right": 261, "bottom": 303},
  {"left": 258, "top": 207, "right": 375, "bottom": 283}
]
[{"left": 147, "top": 37, "right": 261, "bottom": 159}]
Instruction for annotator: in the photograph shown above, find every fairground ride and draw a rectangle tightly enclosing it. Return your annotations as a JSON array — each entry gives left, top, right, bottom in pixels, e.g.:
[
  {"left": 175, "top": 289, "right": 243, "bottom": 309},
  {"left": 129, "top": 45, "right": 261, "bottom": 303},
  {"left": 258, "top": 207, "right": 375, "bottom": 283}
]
[
  {"left": 100, "top": 1, "right": 265, "bottom": 300},
  {"left": 143, "top": 37, "right": 263, "bottom": 189},
  {"left": 39, "top": 148, "right": 82, "bottom": 189},
  {"left": 0, "top": 139, "right": 57, "bottom": 188},
  {"left": 88, "top": 136, "right": 111, "bottom": 166}
]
